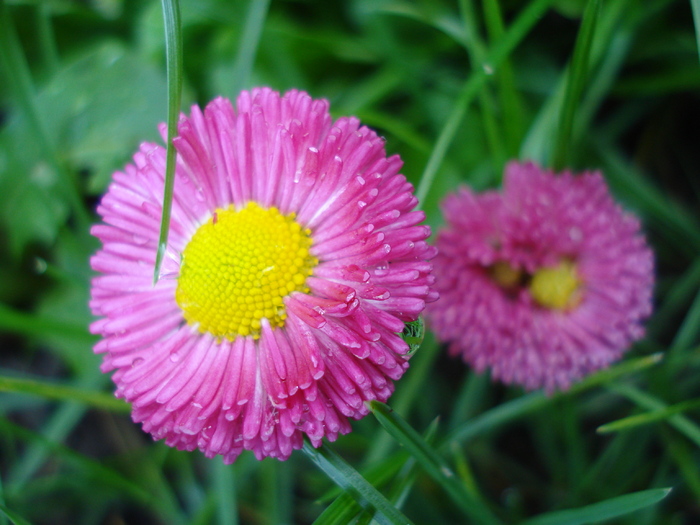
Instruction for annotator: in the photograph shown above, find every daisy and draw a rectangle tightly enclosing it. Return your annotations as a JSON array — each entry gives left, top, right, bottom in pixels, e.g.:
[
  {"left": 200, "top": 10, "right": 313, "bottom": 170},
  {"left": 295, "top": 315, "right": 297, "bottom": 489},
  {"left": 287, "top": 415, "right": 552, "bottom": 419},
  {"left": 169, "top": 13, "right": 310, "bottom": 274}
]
[
  {"left": 90, "top": 87, "right": 437, "bottom": 462},
  {"left": 427, "top": 161, "right": 654, "bottom": 392}
]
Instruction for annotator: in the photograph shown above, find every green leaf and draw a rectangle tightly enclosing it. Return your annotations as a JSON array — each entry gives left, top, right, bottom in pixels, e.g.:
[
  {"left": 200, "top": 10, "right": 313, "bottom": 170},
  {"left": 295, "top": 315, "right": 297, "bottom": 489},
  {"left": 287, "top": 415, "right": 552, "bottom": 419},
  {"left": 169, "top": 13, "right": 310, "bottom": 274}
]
[
  {"left": 369, "top": 401, "right": 502, "bottom": 524},
  {"left": 691, "top": 0, "right": 700, "bottom": 63},
  {"left": 598, "top": 397, "right": 700, "bottom": 434},
  {"left": 0, "top": 505, "right": 33, "bottom": 525},
  {"left": 0, "top": 40, "right": 168, "bottom": 254},
  {"left": 301, "top": 441, "right": 414, "bottom": 525},
  {"left": 445, "top": 353, "right": 663, "bottom": 444},
  {"left": 154, "top": 0, "right": 183, "bottom": 283},
  {"left": 552, "top": 0, "right": 601, "bottom": 169},
  {"left": 520, "top": 488, "right": 671, "bottom": 525},
  {"left": 415, "top": 0, "right": 556, "bottom": 205},
  {"left": 0, "top": 375, "right": 129, "bottom": 413}
]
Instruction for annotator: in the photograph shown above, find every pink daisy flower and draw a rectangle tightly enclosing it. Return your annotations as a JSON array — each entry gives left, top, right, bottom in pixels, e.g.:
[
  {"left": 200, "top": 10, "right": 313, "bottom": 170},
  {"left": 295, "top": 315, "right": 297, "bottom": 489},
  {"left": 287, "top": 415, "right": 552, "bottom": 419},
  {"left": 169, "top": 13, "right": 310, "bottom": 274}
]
[
  {"left": 426, "top": 161, "right": 654, "bottom": 392},
  {"left": 89, "top": 87, "right": 437, "bottom": 462}
]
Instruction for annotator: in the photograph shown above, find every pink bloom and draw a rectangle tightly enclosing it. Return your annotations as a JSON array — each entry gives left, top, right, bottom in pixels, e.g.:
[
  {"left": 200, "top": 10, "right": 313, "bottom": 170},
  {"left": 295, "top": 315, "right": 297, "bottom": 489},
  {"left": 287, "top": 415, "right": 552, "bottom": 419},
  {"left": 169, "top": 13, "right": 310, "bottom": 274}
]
[
  {"left": 90, "top": 88, "right": 437, "bottom": 462},
  {"left": 426, "top": 161, "right": 654, "bottom": 392}
]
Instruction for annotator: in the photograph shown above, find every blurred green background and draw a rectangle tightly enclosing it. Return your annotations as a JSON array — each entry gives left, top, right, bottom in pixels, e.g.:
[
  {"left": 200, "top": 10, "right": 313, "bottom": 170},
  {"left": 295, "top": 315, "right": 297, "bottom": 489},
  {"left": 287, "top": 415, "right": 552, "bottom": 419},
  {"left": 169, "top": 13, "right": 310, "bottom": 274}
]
[{"left": 1, "top": 0, "right": 700, "bottom": 523}]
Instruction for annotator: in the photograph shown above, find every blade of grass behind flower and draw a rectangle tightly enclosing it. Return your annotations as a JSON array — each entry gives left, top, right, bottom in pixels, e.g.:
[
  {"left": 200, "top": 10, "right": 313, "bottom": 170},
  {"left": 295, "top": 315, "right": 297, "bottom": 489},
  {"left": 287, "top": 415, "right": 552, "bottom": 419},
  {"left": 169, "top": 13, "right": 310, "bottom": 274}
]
[
  {"left": 364, "top": 332, "right": 440, "bottom": 465},
  {"left": 0, "top": 505, "right": 32, "bottom": 525},
  {"left": 213, "top": 460, "right": 238, "bottom": 525},
  {"left": 0, "top": 375, "right": 129, "bottom": 413},
  {"left": 445, "top": 353, "right": 663, "bottom": 445},
  {"left": 0, "top": 1, "right": 89, "bottom": 231},
  {"left": 316, "top": 419, "right": 439, "bottom": 525},
  {"left": 595, "top": 143, "right": 700, "bottom": 254},
  {"left": 6, "top": 372, "right": 108, "bottom": 491},
  {"left": 154, "top": 0, "right": 183, "bottom": 284},
  {"left": 605, "top": 384, "right": 700, "bottom": 448},
  {"left": 520, "top": 488, "right": 671, "bottom": 525},
  {"left": 691, "top": 0, "right": 700, "bottom": 62},
  {"left": 481, "top": 0, "right": 526, "bottom": 158},
  {"left": 415, "top": 0, "right": 556, "bottom": 205},
  {"left": 0, "top": 418, "right": 150, "bottom": 505},
  {"left": 458, "top": 0, "right": 507, "bottom": 172},
  {"left": 552, "top": 0, "right": 600, "bottom": 170},
  {"left": 229, "top": 0, "right": 271, "bottom": 96},
  {"left": 598, "top": 398, "right": 700, "bottom": 434},
  {"left": 669, "top": 285, "right": 700, "bottom": 355},
  {"left": 302, "top": 441, "right": 414, "bottom": 525},
  {"left": 647, "top": 258, "right": 700, "bottom": 340},
  {"left": 369, "top": 400, "right": 502, "bottom": 524}
]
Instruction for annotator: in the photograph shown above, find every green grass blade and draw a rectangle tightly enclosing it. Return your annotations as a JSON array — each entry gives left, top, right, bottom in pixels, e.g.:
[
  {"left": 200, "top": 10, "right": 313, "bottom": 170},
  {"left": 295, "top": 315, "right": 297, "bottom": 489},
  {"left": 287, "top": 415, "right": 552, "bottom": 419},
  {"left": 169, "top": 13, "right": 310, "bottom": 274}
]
[
  {"left": 368, "top": 401, "right": 502, "bottom": 524},
  {"left": 230, "top": 0, "right": 271, "bottom": 95},
  {"left": 415, "top": 0, "right": 556, "bottom": 205},
  {"left": 154, "top": 0, "right": 183, "bottom": 283},
  {"left": 445, "top": 353, "right": 663, "bottom": 444},
  {"left": 520, "top": 488, "right": 671, "bottom": 525},
  {"left": 482, "top": 0, "right": 526, "bottom": 157},
  {"left": 365, "top": 332, "right": 440, "bottom": 465},
  {"left": 213, "top": 461, "right": 238, "bottom": 525},
  {"left": 608, "top": 383, "right": 700, "bottom": 448},
  {"left": 0, "top": 303, "right": 96, "bottom": 346},
  {"left": 0, "top": 505, "right": 32, "bottom": 525},
  {"left": 552, "top": 0, "right": 600, "bottom": 170},
  {"left": 0, "top": 375, "right": 129, "bottom": 413},
  {"left": 691, "top": 0, "right": 700, "bottom": 62},
  {"left": 0, "top": 0, "right": 89, "bottom": 231},
  {"left": 301, "top": 441, "right": 414, "bottom": 525},
  {"left": 598, "top": 398, "right": 700, "bottom": 434},
  {"left": 669, "top": 286, "right": 700, "bottom": 354},
  {"left": 7, "top": 373, "right": 109, "bottom": 491}
]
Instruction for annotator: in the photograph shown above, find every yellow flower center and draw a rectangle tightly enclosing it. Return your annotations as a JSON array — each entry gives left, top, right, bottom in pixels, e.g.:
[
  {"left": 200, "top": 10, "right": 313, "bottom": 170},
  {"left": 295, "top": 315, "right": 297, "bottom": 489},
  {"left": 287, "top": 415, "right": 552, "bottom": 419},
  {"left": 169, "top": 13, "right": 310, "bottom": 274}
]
[
  {"left": 489, "top": 261, "right": 524, "bottom": 290},
  {"left": 175, "top": 202, "right": 317, "bottom": 340},
  {"left": 529, "top": 260, "right": 582, "bottom": 310}
]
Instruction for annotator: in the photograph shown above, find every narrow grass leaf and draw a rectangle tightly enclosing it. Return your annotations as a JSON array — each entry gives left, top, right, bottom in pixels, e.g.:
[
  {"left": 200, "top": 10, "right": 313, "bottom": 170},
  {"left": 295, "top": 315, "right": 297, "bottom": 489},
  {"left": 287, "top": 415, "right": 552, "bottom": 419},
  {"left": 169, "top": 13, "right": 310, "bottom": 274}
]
[
  {"left": 520, "top": 488, "right": 671, "bottom": 525},
  {"left": 598, "top": 398, "right": 700, "bottom": 434},
  {"left": 0, "top": 1, "right": 89, "bottom": 230},
  {"left": 0, "top": 418, "right": 150, "bottom": 504},
  {"left": 482, "top": 0, "right": 526, "bottom": 157},
  {"left": 609, "top": 384, "right": 700, "bottom": 448},
  {"left": 0, "top": 375, "right": 129, "bottom": 413},
  {"left": 154, "top": 0, "right": 183, "bottom": 283},
  {"left": 230, "top": 0, "right": 271, "bottom": 95},
  {"left": 445, "top": 353, "right": 663, "bottom": 444},
  {"left": 301, "top": 441, "right": 414, "bottom": 525},
  {"left": 552, "top": 0, "right": 600, "bottom": 169},
  {"left": 416, "top": 0, "right": 556, "bottom": 205},
  {"left": 0, "top": 506, "right": 32, "bottom": 525},
  {"left": 369, "top": 401, "right": 502, "bottom": 524},
  {"left": 691, "top": 0, "right": 700, "bottom": 63},
  {"left": 213, "top": 461, "right": 238, "bottom": 525}
]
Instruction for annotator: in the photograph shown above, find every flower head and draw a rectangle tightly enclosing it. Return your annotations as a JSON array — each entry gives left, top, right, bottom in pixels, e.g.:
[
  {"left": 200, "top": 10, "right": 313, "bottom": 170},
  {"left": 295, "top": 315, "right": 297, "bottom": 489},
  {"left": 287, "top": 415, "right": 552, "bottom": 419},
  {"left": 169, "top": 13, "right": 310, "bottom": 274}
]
[
  {"left": 90, "top": 88, "right": 437, "bottom": 462},
  {"left": 426, "top": 161, "right": 654, "bottom": 392}
]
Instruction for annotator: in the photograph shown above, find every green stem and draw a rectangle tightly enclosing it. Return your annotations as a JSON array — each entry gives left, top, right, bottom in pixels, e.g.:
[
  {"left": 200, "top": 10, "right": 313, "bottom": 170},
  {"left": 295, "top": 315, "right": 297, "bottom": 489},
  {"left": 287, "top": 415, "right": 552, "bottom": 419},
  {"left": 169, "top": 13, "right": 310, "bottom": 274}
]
[{"left": 154, "top": 0, "right": 183, "bottom": 283}]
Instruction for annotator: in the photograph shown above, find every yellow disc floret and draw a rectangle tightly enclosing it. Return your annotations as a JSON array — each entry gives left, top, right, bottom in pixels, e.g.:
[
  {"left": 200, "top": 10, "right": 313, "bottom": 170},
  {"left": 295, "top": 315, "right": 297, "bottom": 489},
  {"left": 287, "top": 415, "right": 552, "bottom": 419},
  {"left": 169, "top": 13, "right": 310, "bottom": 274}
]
[
  {"left": 529, "top": 260, "right": 582, "bottom": 310},
  {"left": 176, "top": 202, "right": 317, "bottom": 340}
]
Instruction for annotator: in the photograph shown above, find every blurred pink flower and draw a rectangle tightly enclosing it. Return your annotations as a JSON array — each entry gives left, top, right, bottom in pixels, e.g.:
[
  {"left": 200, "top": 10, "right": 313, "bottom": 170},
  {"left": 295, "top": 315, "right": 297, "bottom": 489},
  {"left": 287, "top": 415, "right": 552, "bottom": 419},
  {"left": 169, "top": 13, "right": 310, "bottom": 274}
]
[
  {"left": 427, "top": 161, "right": 654, "bottom": 392},
  {"left": 90, "top": 88, "right": 437, "bottom": 462}
]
